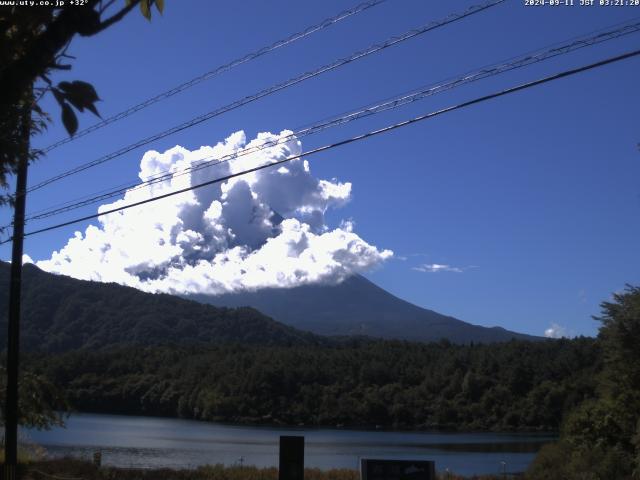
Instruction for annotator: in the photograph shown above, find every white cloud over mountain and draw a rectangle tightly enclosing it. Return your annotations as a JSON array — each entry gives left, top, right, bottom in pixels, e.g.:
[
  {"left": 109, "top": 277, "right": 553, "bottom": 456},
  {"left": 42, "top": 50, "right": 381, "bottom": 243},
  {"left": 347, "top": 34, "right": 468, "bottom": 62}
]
[{"left": 37, "top": 130, "right": 392, "bottom": 294}]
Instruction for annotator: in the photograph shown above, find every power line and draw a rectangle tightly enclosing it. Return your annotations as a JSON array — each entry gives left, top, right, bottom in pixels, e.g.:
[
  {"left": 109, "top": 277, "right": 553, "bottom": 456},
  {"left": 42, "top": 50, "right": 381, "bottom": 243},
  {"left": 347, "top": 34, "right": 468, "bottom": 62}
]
[
  {"left": 39, "top": 0, "right": 388, "bottom": 153},
  {"left": 19, "top": 18, "right": 640, "bottom": 224},
  {"left": 7, "top": 16, "right": 639, "bottom": 230},
  {"left": 20, "top": 16, "right": 640, "bottom": 224},
  {"left": 26, "top": 0, "right": 505, "bottom": 194},
  {"left": 3, "top": 47, "right": 637, "bottom": 245}
]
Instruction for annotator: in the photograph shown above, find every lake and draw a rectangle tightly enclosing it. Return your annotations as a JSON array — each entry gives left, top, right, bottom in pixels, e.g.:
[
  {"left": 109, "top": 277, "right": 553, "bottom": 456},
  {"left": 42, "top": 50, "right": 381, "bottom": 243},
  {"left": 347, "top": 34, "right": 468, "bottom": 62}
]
[{"left": 24, "top": 413, "right": 555, "bottom": 477}]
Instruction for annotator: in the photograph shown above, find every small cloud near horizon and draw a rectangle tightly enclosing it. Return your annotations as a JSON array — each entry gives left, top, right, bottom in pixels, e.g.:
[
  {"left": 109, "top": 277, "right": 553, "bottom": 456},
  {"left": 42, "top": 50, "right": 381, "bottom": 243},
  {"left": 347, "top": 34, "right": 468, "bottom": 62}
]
[
  {"left": 413, "top": 263, "right": 464, "bottom": 273},
  {"left": 544, "top": 323, "right": 570, "bottom": 339},
  {"left": 396, "top": 253, "right": 429, "bottom": 262}
]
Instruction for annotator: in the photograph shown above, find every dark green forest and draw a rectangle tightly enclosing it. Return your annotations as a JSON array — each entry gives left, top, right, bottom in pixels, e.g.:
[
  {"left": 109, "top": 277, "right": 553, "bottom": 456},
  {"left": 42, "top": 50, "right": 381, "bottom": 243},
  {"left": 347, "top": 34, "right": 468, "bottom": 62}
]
[{"left": 24, "top": 337, "right": 599, "bottom": 432}]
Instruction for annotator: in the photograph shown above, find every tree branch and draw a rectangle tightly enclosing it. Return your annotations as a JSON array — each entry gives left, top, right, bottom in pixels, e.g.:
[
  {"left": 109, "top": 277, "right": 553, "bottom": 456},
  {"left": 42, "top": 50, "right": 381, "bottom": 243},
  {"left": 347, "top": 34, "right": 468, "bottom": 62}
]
[
  {"left": 85, "top": 0, "right": 140, "bottom": 36},
  {"left": 0, "top": 0, "right": 140, "bottom": 114}
]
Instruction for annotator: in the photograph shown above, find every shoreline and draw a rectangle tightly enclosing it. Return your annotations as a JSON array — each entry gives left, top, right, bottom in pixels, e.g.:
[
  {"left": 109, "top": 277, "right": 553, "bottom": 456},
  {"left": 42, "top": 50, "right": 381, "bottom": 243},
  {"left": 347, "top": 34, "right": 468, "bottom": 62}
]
[{"left": 54, "top": 410, "right": 559, "bottom": 436}]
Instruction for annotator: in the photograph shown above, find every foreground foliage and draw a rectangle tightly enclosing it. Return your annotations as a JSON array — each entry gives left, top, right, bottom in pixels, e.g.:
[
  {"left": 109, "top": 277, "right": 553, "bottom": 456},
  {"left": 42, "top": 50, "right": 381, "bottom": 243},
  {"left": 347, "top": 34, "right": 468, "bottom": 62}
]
[
  {"left": 0, "top": 365, "right": 68, "bottom": 429},
  {"left": 25, "top": 337, "right": 599, "bottom": 432},
  {"left": 15, "top": 458, "right": 502, "bottom": 480},
  {"left": 527, "top": 285, "right": 640, "bottom": 479},
  {"left": 0, "top": 1, "right": 161, "bottom": 207}
]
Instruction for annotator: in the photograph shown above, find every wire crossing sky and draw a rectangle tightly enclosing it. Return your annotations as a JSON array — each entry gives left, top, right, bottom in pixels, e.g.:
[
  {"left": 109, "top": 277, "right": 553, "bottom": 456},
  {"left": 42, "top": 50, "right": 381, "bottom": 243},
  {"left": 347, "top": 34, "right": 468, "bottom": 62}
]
[
  {"left": 15, "top": 18, "right": 640, "bottom": 227},
  {"left": 40, "top": 0, "right": 388, "bottom": 153},
  {"left": 27, "top": 0, "right": 505, "bottom": 194},
  {"left": 5, "top": 47, "right": 639, "bottom": 243}
]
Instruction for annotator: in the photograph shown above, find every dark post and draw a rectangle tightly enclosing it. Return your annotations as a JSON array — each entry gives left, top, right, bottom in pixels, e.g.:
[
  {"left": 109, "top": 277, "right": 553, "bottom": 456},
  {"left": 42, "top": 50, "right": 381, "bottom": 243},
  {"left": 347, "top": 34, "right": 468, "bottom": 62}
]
[
  {"left": 3, "top": 93, "right": 31, "bottom": 479},
  {"left": 279, "top": 435, "right": 304, "bottom": 480}
]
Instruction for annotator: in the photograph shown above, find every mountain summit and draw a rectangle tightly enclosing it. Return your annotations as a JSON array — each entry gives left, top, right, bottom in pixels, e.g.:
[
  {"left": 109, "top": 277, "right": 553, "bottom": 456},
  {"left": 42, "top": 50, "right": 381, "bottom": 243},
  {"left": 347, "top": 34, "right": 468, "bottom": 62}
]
[{"left": 191, "top": 274, "right": 539, "bottom": 343}]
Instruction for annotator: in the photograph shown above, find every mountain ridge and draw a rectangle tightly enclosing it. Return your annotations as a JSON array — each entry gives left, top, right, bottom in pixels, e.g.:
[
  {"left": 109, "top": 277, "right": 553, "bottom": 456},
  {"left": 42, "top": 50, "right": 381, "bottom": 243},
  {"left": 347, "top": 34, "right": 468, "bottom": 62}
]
[
  {"left": 0, "top": 261, "right": 325, "bottom": 352},
  {"left": 190, "top": 274, "right": 540, "bottom": 343},
  {"left": 0, "top": 262, "right": 539, "bottom": 349}
]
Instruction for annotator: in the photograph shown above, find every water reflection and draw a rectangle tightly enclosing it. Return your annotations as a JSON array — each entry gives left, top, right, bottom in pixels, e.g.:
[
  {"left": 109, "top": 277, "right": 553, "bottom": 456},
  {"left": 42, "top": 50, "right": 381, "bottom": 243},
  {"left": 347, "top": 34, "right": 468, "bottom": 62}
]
[{"left": 26, "top": 413, "right": 555, "bottom": 477}]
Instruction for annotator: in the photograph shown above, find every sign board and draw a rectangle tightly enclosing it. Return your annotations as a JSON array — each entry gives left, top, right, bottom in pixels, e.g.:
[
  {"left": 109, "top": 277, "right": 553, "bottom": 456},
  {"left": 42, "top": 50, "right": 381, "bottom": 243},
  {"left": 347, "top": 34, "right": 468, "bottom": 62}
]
[
  {"left": 360, "top": 459, "right": 436, "bottom": 480},
  {"left": 279, "top": 435, "right": 305, "bottom": 480}
]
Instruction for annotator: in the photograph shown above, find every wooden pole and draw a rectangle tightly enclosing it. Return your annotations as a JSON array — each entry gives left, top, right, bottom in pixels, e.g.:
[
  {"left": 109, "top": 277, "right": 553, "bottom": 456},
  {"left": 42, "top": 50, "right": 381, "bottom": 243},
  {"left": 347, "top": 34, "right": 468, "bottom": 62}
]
[{"left": 3, "top": 92, "right": 31, "bottom": 479}]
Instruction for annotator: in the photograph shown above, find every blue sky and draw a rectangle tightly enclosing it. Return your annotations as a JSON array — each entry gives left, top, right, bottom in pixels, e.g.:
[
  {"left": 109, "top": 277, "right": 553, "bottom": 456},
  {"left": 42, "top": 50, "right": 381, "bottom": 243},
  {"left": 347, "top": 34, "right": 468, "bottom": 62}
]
[{"left": 1, "top": 0, "right": 639, "bottom": 337}]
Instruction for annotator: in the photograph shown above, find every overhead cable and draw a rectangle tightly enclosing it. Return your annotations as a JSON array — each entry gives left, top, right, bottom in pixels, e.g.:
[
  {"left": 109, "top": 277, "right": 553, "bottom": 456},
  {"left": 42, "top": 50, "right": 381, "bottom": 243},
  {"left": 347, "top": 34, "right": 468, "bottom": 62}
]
[
  {"left": 39, "top": 0, "right": 388, "bottom": 153},
  {"left": 21, "top": 19, "right": 640, "bottom": 224},
  {"left": 27, "top": 0, "right": 506, "bottom": 194}
]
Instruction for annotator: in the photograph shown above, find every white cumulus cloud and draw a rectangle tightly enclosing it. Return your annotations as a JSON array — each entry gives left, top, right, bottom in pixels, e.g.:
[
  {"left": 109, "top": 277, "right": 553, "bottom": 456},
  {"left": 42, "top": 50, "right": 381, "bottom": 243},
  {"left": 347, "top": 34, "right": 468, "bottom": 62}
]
[
  {"left": 544, "top": 323, "right": 569, "bottom": 339},
  {"left": 37, "top": 130, "right": 392, "bottom": 294}
]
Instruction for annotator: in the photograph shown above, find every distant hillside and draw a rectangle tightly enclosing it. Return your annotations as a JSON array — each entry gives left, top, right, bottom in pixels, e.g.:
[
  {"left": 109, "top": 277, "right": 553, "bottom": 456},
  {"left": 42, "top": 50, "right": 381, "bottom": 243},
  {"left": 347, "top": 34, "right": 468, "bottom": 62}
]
[
  {"left": 192, "top": 275, "right": 540, "bottom": 343},
  {"left": 0, "top": 262, "right": 323, "bottom": 352}
]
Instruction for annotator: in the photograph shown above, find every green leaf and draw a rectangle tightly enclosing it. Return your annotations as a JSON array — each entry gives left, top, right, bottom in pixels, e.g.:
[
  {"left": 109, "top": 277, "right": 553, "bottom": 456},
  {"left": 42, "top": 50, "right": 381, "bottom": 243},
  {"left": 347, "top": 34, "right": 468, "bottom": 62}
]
[
  {"left": 85, "top": 103, "right": 101, "bottom": 119},
  {"left": 64, "top": 95, "right": 85, "bottom": 113},
  {"left": 59, "top": 80, "right": 99, "bottom": 103},
  {"left": 155, "top": 0, "right": 164, "bottom": 14},
  {"left": 61, "top": 102, "right": 78, "bottom": 136},
  {"left": 140, "top": 0, "right": 151, "bottom": 20},
  {"left": 57, "top": 81, "right": 101, "bottom": 118},
  {"left": 51, "top": 87, "right": 65, "bottom": 106}
]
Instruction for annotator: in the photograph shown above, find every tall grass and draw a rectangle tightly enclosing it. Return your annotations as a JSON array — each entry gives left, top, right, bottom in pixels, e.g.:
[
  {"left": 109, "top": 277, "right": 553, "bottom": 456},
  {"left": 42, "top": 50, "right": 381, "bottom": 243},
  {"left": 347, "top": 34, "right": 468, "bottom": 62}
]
[{"left": 12, "top": 459, "right": 511, "bottom": 480}]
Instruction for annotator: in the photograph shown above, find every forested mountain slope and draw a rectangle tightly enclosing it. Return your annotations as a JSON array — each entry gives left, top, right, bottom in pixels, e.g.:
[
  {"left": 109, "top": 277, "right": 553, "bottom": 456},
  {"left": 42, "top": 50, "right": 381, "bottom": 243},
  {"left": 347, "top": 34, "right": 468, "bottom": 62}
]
[{"left": 0, "top": 262, "right": 323, "bottom": 352}]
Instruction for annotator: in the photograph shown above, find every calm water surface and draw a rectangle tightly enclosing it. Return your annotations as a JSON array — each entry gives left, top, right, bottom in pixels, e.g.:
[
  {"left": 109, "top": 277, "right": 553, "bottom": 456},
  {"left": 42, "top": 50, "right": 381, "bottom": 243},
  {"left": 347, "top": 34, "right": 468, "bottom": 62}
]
[{"left": 25, "top": 413, "right": 555, "bottom": 477}]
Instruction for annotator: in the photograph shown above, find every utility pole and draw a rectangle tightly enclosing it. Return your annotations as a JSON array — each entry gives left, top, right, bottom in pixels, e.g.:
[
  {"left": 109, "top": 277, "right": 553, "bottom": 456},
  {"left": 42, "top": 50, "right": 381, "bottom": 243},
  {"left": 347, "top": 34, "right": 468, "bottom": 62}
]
[{"left": 4, "top": 91, "right": 31, "bottom": 480}]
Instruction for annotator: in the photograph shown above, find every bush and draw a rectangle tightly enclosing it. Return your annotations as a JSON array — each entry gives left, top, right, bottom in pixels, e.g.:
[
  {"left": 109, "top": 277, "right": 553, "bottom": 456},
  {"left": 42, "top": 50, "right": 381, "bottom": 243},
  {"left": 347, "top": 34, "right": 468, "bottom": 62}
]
[{"left": 527, "top": 439, "right": 635, "bottom": 479}]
